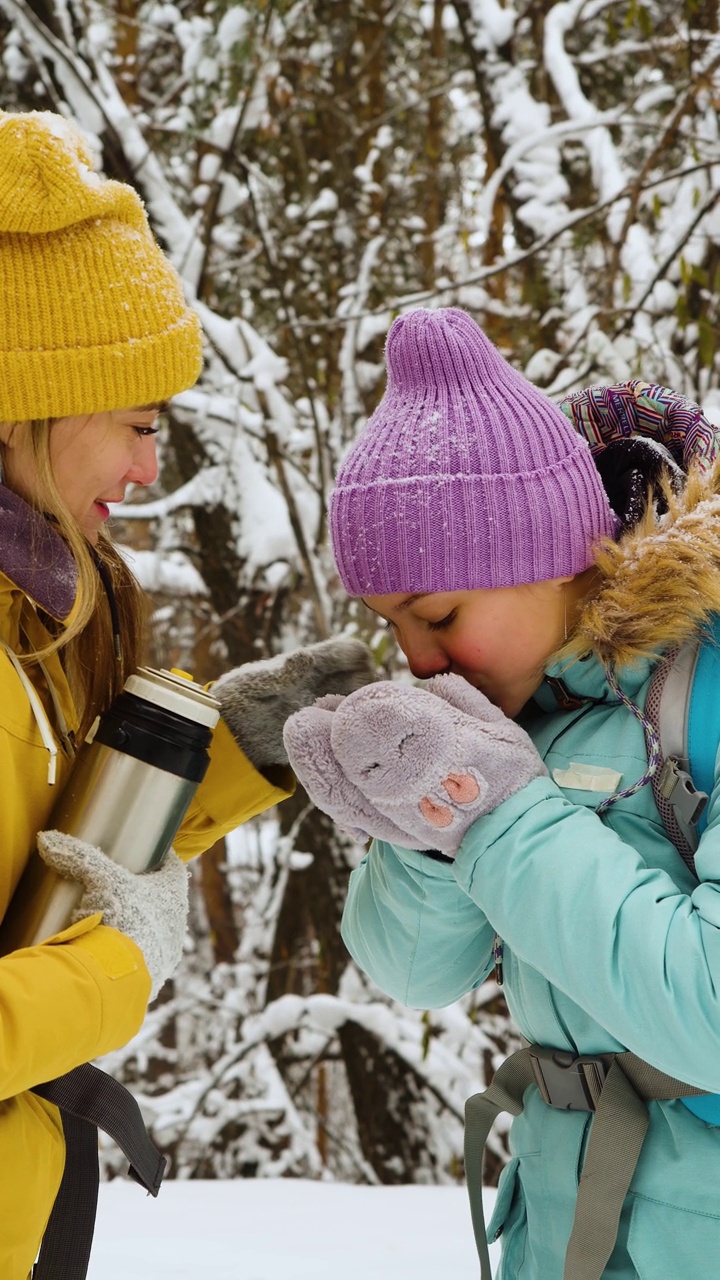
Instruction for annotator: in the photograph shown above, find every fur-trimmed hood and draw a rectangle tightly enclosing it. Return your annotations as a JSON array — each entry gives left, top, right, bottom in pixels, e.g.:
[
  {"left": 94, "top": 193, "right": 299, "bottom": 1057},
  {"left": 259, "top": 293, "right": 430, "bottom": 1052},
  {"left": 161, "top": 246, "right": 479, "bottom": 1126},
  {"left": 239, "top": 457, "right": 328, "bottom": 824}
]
[{"left": 571, "top": 462, "right": 720, "bottom": 670}]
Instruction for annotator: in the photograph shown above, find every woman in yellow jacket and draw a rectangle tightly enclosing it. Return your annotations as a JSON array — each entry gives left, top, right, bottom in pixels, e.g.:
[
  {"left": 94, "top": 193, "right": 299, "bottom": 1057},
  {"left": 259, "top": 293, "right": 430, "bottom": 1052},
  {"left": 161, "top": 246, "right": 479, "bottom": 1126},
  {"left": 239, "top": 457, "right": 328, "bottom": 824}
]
[{"left": 0, "top": 110, "right": 372, "bottom": 1279}]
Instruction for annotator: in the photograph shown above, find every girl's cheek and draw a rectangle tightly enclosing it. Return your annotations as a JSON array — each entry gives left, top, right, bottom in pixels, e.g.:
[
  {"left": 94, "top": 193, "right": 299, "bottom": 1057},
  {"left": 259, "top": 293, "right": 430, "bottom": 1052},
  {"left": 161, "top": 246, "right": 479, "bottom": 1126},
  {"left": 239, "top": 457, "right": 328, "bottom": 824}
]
[{"left": 455, "top": 640, "right": 485, "bottom": 668}]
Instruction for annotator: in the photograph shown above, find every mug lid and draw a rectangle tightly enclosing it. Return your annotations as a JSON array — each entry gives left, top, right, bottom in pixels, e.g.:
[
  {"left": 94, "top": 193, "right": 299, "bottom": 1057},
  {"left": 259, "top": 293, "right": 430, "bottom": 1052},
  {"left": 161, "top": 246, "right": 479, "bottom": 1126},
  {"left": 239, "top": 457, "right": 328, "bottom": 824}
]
[{"left": 124, "top": 667, "right": 221, "bottom": 729}]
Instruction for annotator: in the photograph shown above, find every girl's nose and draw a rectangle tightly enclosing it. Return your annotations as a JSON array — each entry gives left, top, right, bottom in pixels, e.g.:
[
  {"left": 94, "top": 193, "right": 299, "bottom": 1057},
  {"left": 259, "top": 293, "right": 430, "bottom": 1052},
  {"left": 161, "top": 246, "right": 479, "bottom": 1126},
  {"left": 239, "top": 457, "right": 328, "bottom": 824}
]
[
  {"left": 127, "top": 437, "right": 159, "bottom": 487},
  {"left": 402, "top": 636, "right": 451, "bottom": 681}
]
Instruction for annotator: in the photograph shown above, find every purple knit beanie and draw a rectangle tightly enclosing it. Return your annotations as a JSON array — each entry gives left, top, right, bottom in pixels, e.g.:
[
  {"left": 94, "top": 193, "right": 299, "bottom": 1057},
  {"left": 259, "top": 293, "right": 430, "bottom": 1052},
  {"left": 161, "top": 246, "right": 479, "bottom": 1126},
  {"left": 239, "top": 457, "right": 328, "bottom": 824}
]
[{"left": 330, "top": 308, "right": 619, "bottom": 595}]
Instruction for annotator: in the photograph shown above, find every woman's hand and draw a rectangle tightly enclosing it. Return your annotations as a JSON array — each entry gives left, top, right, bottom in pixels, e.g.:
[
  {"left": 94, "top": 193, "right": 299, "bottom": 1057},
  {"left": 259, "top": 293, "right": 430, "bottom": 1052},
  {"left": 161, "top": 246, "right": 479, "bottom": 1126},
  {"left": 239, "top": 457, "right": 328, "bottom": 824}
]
[
  {"left": 213, "top": 638, "right": 376, "bottom": 770},
  {"left": 283, "top": 673, "right": 548, "bottom": 857},
  {"left": 38, "top": 831, "right": 189, "bottom": 1001}
]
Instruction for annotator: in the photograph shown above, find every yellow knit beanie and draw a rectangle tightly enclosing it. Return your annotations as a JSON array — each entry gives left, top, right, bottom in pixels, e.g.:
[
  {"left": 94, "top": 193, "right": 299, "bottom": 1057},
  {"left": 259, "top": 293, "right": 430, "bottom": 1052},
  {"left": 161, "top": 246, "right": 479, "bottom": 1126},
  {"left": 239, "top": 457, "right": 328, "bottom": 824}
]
[{"left": 0, "top": 110, "right": 203, "bottom": 420}]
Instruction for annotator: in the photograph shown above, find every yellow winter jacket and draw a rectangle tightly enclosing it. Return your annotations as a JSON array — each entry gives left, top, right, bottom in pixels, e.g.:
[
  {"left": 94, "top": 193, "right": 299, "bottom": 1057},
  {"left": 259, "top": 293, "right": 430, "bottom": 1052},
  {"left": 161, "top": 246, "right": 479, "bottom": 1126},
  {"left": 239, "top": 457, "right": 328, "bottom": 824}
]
[{"left": 0, "top": 502, "right": 293, "bottom": 1277}]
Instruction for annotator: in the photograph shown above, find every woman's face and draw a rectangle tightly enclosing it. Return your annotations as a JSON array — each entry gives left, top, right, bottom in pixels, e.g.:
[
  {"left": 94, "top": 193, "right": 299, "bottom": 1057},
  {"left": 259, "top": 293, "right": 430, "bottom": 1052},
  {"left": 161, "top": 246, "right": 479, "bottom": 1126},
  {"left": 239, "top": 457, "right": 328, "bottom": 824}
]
[
  {"left": 1, "top": 408, "right": 160, "bottom": 544},
  {"left": 364, "top": 579, "right": 576, "bottom": 717}
]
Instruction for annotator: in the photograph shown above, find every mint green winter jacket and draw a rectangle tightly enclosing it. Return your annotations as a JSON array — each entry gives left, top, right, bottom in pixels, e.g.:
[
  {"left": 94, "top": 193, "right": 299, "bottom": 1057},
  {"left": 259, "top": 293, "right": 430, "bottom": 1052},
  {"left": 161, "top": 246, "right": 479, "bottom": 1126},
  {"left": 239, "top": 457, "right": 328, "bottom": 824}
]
[{"left": 341, "top": 474, "right": 720, "bottom": 1280}]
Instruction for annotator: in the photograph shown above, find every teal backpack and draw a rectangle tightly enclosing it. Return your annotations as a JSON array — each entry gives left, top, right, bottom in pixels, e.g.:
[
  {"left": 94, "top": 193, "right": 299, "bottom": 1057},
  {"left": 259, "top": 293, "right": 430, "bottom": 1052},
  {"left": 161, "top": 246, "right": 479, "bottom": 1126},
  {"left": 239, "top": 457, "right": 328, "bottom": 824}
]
[
  {"left": 558, "top": 379, "right": 720, "bottom": 1124},
  {"left": 648, "top": 614, "right": 720, "bottom": 1122}
]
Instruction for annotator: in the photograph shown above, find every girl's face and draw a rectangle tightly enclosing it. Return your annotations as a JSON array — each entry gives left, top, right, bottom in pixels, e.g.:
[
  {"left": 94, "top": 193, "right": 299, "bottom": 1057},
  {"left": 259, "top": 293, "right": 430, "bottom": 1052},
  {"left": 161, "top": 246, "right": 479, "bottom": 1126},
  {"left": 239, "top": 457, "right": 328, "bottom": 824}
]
[
  {"left": 364, "top": 579, "right": 577, "bottom": 717},
  {"left": 1, "top": 408, "right": 160, "bottom": 544}
]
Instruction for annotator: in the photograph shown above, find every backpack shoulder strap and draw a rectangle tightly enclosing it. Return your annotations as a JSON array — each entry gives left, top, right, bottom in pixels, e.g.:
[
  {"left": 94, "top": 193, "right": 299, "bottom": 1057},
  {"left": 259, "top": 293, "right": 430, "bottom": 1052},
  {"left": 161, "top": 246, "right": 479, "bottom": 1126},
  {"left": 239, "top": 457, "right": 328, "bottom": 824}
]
[
  {"left": 648, "top": 616, "right": 720, "bottom": 871},
  {"left": 686, "top": 613, "right": 720, "bottom": 839}
]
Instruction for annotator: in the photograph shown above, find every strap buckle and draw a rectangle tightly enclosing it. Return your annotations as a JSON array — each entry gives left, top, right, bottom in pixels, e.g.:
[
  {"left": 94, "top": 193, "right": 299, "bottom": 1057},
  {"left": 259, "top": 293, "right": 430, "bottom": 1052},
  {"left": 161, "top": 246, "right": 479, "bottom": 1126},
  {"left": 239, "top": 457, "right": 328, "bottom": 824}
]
[
  {"left": 528, "top": 1046, "right": 608, "bottom": 1111},
  {"left": 658, "top": 757, "right": 708, "bottom": 827}
]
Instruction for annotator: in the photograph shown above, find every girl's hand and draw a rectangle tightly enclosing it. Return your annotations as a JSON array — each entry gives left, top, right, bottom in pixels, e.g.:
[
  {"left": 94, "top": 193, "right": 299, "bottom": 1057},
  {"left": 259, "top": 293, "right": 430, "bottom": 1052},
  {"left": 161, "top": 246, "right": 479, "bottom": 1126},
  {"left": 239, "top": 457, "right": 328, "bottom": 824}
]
[
  {"left": 279, "top": 693, "right": 430, "bottom": 847},
  {"left": 283, "top": 674, "right": 547, "bottom": 857}
]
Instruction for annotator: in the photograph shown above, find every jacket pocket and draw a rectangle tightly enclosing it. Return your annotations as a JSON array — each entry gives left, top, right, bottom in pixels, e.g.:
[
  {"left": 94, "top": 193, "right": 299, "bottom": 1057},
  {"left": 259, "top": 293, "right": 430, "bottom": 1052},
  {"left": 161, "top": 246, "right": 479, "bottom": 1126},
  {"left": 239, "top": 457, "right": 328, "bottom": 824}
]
[
  {"left": 628, "top": 1193, "right": 720, "bottom": 1278},
  {"left": 486, "top": 1156, "right": 527, "bottom": 1277}
]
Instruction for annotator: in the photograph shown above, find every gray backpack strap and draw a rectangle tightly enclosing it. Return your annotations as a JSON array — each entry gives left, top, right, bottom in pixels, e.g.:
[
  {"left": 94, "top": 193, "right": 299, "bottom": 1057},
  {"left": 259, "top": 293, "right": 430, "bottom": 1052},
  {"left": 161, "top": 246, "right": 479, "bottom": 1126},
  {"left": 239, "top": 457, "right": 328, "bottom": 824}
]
[
  {"left": 561, "top": 1058, "right": 649, "bottom": 1280},
  {"left": 464, "top": 1044, "right": 708, "bottom": 1280},
  {"left": 464, "top": 1050, "right": 536, "bottom": 1278},
  {"left": 646, "top": 637, "right": 706, "bottom": 873}
]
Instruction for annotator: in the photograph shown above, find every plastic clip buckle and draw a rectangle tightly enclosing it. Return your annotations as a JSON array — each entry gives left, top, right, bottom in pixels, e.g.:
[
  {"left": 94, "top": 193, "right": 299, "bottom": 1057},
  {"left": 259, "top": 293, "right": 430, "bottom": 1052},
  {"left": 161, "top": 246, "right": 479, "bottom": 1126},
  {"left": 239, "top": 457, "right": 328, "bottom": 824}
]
[
  {"left": 528, "top": 1046, "right": 607, "bottom": 1112},
  {"left": 658, "top": 757, "right": 708, "bottom": 827}
]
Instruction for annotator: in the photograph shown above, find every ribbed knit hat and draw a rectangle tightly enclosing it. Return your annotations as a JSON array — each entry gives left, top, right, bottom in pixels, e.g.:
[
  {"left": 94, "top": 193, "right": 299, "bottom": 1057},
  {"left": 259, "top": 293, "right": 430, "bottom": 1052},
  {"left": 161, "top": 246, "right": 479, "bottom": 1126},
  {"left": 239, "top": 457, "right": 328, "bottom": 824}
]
[
  {"left": 0, "top": 110, "right": 202, "bottom": 420},
  {"left": 330, "top": 308, "right": 619, "bottom": 594}
]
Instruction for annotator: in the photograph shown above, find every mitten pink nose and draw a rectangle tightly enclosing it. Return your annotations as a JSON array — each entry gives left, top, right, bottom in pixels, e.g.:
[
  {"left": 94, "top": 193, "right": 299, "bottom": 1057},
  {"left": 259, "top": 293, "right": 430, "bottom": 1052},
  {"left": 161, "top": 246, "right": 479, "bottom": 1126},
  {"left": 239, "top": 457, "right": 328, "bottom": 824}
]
[
  {"left": 419, "top": 796, "right": 454, "bottom": 827},
  {"left": 442, "top": 773, "right": 480, "bottom": 803}
]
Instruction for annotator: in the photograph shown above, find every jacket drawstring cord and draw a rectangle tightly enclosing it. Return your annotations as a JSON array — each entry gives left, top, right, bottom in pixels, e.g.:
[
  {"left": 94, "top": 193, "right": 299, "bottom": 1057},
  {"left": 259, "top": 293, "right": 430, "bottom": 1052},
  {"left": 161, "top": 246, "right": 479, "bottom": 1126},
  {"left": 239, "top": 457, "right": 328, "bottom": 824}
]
[
  {"left": 596, "top": 663, "right": 662, "bottom": 815},
  {"left": 0, "top": 640, "right": 59, "bottom": 784}
]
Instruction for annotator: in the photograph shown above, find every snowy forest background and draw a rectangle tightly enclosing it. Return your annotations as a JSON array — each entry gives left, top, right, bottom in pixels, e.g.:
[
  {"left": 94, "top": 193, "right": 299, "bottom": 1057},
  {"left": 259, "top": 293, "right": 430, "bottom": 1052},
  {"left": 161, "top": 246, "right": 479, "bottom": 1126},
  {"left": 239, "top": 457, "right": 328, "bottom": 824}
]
[{"left": 2, "top": 0, "right": 718, "bottom": 1189}]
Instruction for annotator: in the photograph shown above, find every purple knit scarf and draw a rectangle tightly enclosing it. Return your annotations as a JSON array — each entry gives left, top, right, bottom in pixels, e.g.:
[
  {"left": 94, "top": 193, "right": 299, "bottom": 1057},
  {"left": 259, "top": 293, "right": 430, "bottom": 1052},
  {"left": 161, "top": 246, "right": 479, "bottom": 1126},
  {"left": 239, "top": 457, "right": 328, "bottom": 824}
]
[{"left": 0, "top": 484, "right": 77, "bottom": 619}]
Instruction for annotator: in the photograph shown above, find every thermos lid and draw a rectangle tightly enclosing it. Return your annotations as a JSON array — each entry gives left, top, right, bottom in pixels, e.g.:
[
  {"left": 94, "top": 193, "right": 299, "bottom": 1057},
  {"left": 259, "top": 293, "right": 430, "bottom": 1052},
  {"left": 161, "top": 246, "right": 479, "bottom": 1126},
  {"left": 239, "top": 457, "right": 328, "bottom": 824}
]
[{"left": 124, "top": 667, "right": 221, "bottom": 729}]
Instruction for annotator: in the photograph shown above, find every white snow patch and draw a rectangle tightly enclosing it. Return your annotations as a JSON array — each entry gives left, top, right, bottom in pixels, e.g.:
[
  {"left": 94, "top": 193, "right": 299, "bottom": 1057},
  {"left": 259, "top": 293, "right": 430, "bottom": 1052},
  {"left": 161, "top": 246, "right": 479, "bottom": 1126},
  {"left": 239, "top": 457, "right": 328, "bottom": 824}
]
[{"left": 89, "top": 1179, "right": 499, "bottom": 1278}]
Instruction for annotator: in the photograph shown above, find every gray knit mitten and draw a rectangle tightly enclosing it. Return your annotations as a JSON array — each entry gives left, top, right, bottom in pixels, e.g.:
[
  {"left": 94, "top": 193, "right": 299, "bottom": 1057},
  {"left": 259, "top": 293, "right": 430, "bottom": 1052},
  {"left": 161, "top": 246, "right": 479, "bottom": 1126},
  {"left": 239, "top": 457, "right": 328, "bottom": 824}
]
[
  {"left": 213, "top": 638, "right": 376, "bottom": 770},
  {"left": 37, "top": 831, "right": 189, "bottom": 1001},
  {"left": 283, "top": 674, "right": 548, "bottom": 857}
]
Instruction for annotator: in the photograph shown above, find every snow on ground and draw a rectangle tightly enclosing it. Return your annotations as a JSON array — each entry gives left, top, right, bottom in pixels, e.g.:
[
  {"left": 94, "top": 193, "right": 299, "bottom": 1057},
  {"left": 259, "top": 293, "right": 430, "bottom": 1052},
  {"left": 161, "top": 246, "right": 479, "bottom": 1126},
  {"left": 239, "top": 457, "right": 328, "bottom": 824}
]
[{"left": 89, "top": 1179, "right": 499, "bottom": 1278}]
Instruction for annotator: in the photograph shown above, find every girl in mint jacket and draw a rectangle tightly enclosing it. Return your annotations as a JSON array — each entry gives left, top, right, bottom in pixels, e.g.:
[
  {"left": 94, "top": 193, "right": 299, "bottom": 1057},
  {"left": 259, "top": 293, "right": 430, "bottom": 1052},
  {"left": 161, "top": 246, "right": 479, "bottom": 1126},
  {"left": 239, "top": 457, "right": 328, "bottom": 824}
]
[{"left": 284, "top": 306, "right": 720, "bottom": 1280}]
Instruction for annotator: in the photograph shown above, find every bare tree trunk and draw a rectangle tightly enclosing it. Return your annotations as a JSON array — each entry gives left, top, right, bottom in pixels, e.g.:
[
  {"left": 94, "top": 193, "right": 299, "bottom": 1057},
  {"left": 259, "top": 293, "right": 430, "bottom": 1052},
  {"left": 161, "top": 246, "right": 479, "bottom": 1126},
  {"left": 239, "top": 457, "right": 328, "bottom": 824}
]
[
  {"left": 114, "top": 0, "right": 139, "bottom": 107},
  {"left": 200, "top": 838, "right": 240, "bottom": 966},
  {"left": 419, "top": 0, "right": 444, "bottom": 288}
]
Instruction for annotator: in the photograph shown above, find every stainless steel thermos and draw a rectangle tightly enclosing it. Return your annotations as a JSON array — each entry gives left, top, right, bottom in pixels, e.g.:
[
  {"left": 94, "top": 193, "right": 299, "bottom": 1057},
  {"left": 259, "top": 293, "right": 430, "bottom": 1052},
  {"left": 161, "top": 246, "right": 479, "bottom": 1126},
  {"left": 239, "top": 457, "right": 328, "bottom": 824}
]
[{"left": 0, "top": 667, "right": 220, "bottom": 953}]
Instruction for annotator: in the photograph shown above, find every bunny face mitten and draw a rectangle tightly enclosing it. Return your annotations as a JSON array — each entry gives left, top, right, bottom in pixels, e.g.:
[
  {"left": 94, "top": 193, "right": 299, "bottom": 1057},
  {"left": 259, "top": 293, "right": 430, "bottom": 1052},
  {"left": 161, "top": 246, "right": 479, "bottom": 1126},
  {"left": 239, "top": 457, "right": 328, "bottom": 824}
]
[{"left": 283, "top": 673, "right": 548, "bottom": 857}]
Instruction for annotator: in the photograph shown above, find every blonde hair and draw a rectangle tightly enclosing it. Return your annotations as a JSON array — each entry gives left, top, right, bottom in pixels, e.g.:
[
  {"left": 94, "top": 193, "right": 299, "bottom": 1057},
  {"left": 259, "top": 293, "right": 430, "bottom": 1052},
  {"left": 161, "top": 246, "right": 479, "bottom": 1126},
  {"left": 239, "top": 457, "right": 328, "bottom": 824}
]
[{"left": 0, "top": 419, "right": 148, "bottom": 741}]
